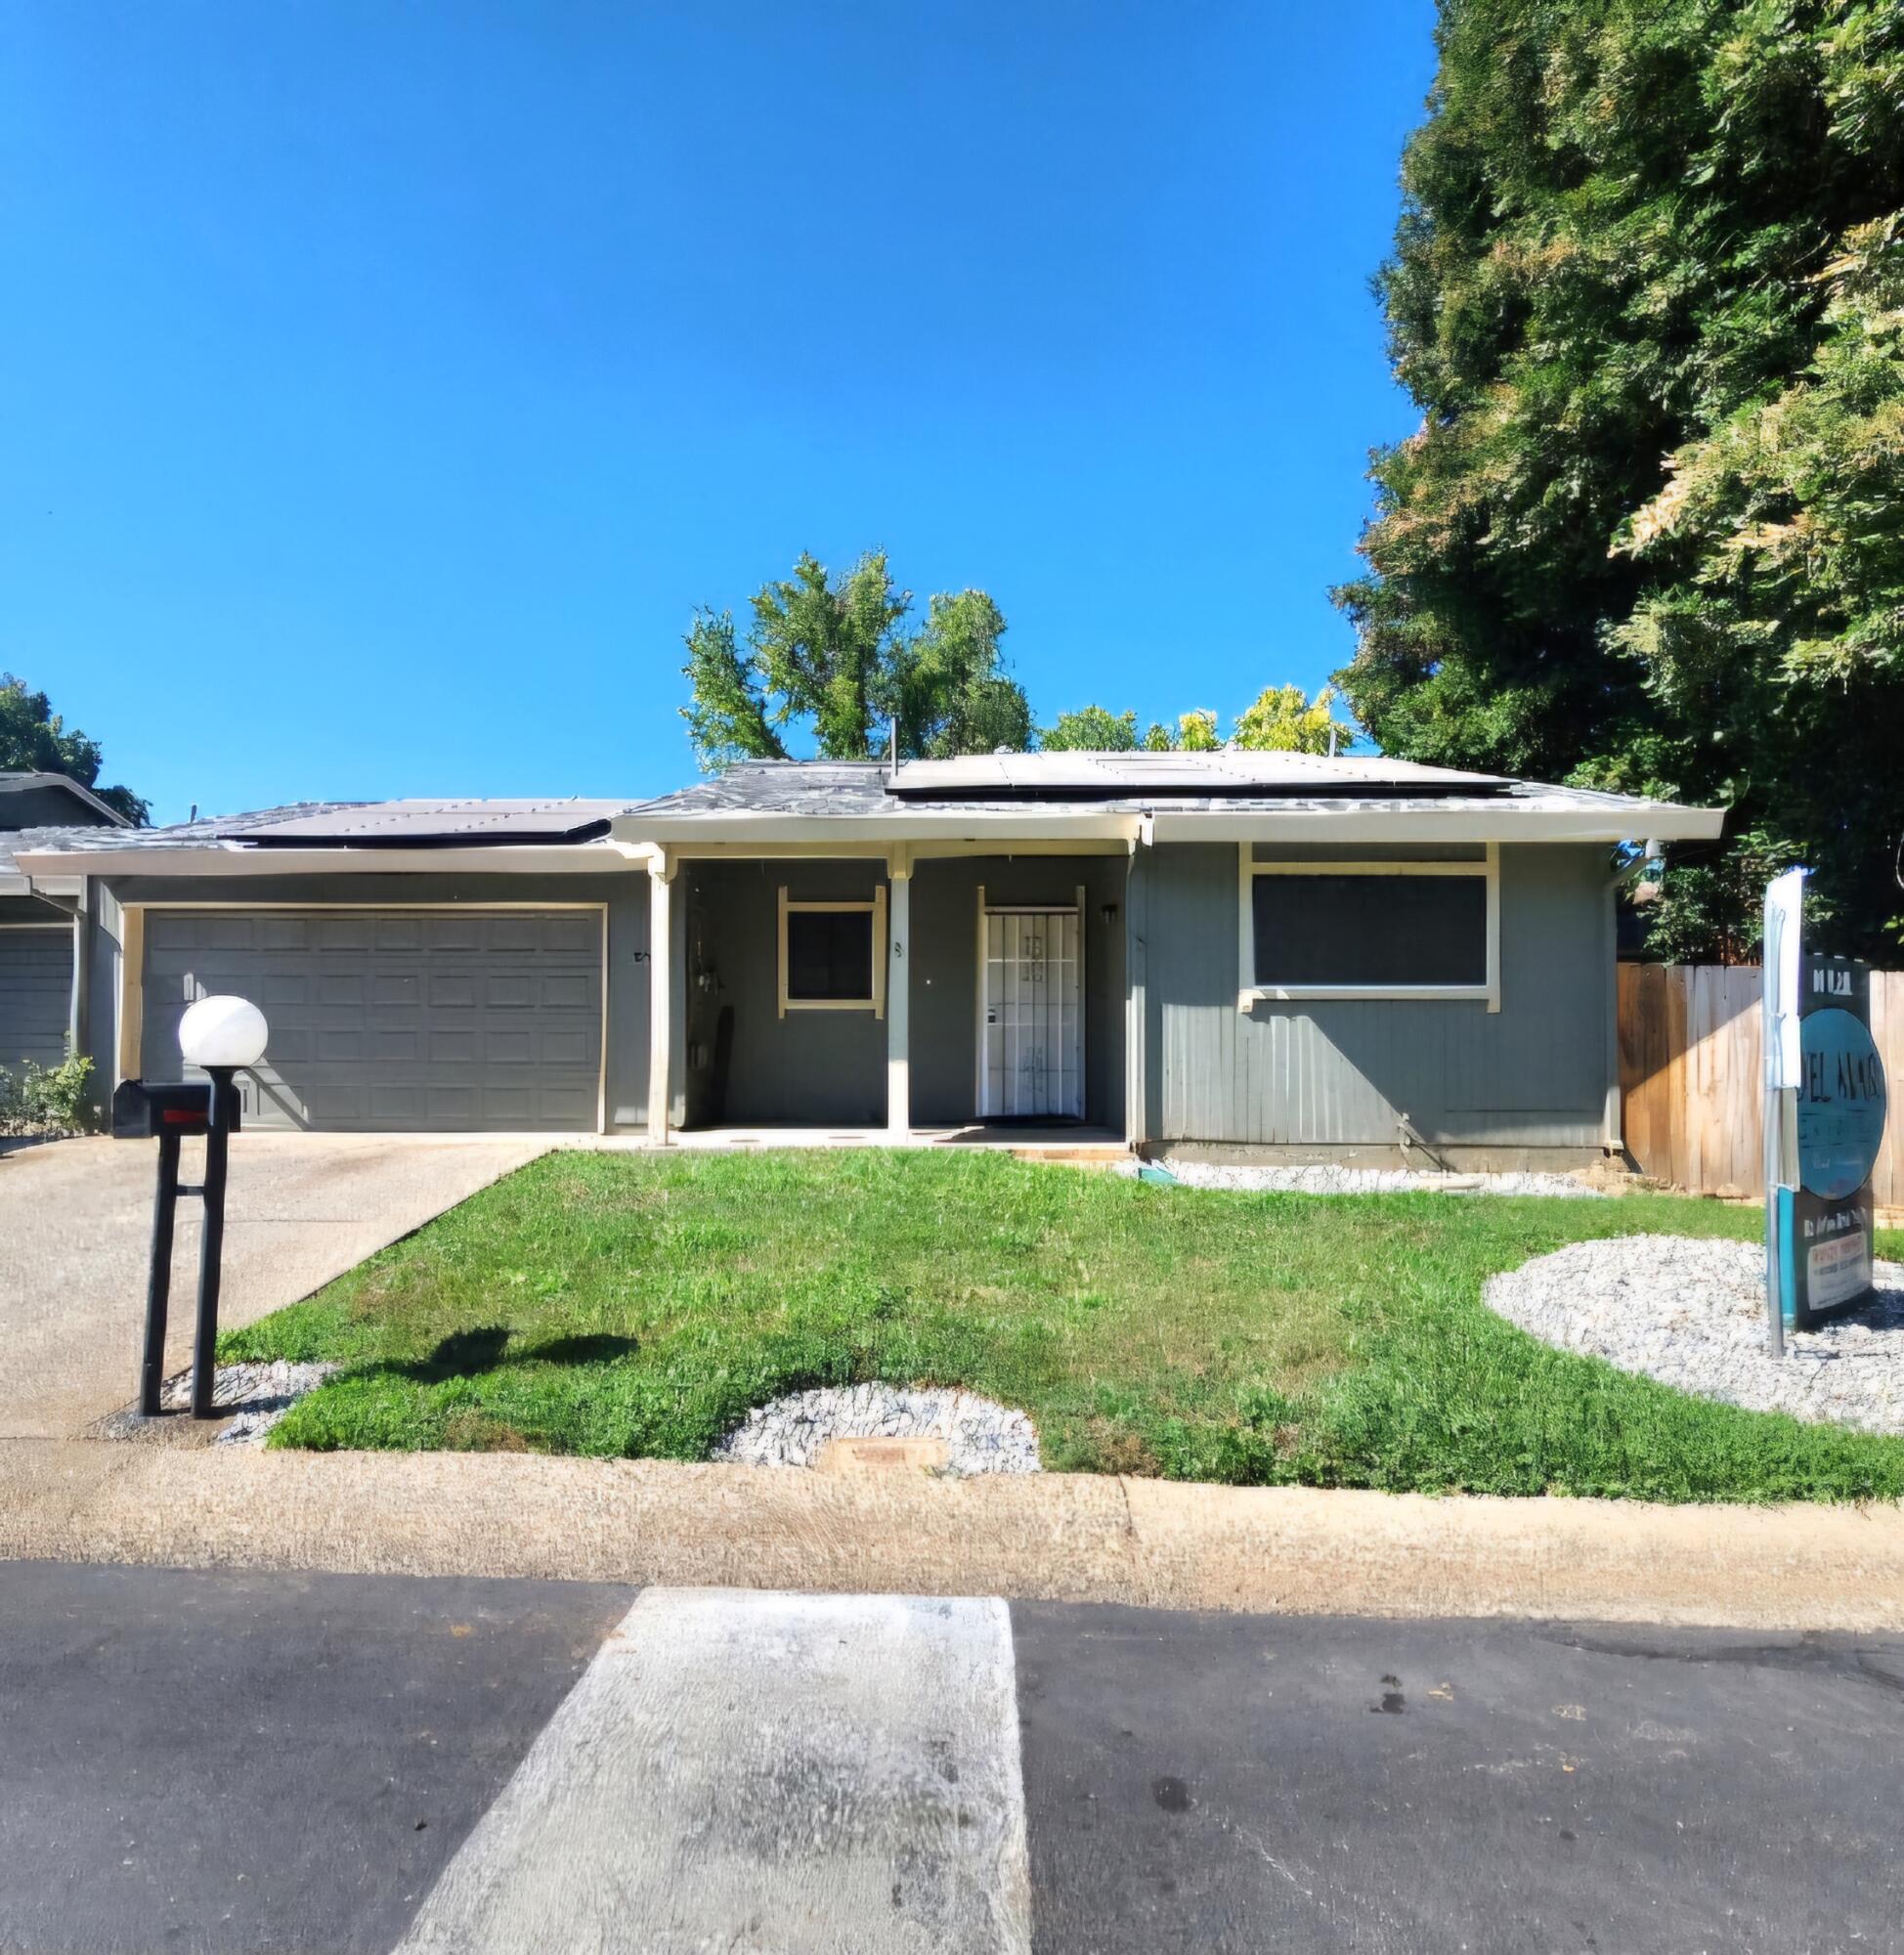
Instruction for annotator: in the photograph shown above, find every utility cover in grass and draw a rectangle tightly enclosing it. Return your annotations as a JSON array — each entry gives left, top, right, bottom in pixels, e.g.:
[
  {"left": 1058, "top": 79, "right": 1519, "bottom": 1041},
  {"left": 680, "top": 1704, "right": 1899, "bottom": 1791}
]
[
  {"left": 1486, "top": 1236, "right": 1904, "bottom": 1434},
  {"left": 714, "top": 1384, "right": 1041, "bottom": 1474}
]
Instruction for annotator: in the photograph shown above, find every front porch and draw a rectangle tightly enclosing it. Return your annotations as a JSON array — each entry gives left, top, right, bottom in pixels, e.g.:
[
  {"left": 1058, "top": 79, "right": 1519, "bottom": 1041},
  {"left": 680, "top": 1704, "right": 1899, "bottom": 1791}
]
[
  {"left": 642, "top": 847, "right": 1130, "bottom": 1145},
  {"left": 665, "top": 1120, "right": 1128, "bottom": 1158}
]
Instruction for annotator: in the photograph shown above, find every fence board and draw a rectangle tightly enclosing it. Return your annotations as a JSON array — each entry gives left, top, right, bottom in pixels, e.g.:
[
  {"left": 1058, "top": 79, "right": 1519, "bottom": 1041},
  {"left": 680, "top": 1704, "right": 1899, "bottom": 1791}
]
[{"left": 1619, "top": 964, "right": 1902, "bottom": 1208}]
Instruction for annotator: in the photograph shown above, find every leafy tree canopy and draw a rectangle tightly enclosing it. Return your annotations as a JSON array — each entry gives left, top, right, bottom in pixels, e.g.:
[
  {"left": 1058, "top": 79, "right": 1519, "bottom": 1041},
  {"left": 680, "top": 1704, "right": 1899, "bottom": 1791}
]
[
  {"left": 1336, "top": 0, "right": 1904, "bottom": 959},
  {"left": 0, "top": 674, "right": 148, "bottom": 824},
  {"left": 681, "top": 551, "right": 1032, "bottom": 769},
  {"left": 1037, "top": 705, "right": 1190, "bottom": 751},
  {"left": 1040, "top": 684, "right": 1354, "bottom": 756},
  {"left": 1232, "top": 683, "right": 1358, "bottom": 754}
]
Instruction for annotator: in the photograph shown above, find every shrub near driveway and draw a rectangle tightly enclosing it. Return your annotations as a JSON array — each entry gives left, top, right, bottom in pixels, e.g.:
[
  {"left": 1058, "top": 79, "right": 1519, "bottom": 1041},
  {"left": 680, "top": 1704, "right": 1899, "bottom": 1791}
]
[{"left": 223, "top": 1150, "right": 1904, "bottom": 1502}]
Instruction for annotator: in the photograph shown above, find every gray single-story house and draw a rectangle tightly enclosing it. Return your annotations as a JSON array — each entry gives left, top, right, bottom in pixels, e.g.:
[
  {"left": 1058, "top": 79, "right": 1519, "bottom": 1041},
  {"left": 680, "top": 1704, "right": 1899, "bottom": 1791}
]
[
  {"left": 8, "top": 750, "right": 1722, "bottom": 1165},
  {"left": 0, "top": 772, "right": 131, "bottom": 1077}
]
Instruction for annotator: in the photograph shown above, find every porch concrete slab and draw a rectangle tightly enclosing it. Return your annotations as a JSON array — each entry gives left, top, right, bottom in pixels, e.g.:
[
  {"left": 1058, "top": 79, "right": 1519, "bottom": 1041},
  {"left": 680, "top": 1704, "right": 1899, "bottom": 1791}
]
[
  {"left": 585, "top": 1123, "right": 1127, "bottom": 1153},
  {"left": 5, "top": 1442, "right": 1904, "bottom": 1633},
  {"left": 0, "top": 1133, "right": 547, "bottom": 1440}
]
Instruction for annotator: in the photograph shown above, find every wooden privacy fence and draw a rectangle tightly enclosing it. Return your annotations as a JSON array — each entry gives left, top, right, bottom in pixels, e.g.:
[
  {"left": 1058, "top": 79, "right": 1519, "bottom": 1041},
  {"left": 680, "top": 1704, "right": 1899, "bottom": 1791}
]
[{"left": 1617, "top": 963, "right": 1904, "bottom": 1207}]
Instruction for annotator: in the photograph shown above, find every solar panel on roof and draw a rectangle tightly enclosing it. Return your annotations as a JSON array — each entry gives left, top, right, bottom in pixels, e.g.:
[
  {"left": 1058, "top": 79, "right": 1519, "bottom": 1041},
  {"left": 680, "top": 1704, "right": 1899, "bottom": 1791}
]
[
  {"left": 228, "top": 799, "right": 631, "bottom": 846},
  {"left": 886, "top": 751, "right": 1509, "bottom": 799}
]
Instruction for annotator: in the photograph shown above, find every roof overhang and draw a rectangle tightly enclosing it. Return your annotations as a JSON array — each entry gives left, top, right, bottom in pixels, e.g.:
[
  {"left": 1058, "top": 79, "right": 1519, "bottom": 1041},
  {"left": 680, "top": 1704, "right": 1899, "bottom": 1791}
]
[
  {"left": 622, "top": 802, "right": 1725, "bottom": 849},
  {"left": 11, "top": 841, "right": 651, "bottom": 878}
]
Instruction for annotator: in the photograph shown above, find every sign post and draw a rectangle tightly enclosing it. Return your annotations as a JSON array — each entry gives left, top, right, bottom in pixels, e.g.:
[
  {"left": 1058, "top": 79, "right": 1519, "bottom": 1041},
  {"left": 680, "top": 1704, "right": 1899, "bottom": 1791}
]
[{"left": 1763, "top": 870, "right": 1887, "bottom": 1345}]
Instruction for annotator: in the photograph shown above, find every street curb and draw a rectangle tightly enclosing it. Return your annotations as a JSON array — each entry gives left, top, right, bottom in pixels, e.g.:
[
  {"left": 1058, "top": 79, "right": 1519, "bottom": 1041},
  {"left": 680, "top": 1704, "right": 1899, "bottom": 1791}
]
[{"left": 6, "top": 1440, "right": 1904, "bottom": 1629}]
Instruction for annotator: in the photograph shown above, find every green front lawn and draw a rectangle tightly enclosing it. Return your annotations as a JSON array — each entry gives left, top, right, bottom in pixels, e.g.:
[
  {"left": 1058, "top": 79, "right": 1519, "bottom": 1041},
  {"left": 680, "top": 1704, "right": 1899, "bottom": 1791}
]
[{"left": 223, "top": 1149, "right": 1904, "bottom": 1502}]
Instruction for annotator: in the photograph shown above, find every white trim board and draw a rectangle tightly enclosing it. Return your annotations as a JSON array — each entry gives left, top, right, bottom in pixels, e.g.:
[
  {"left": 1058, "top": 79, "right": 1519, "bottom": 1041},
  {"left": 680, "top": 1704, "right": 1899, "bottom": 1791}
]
[{"left": 777, "top": 885, "right": 887, "bottom": 1018}]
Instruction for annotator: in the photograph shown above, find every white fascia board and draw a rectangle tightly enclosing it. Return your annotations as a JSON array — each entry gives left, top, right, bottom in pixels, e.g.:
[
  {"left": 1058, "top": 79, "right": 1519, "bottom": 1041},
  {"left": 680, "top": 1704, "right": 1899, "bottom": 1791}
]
[
  {"left": 618, "top": 812, "right": 1146, "bottom": 847},
  {"left": 1150, "top": 803, "right": 1726, "bottom": 845},
  {"left": 9, "top": 842, "right": 637, "bottom": 877},
  {"left": 0, "top": 873, "right": 29, "bottom": 897}
]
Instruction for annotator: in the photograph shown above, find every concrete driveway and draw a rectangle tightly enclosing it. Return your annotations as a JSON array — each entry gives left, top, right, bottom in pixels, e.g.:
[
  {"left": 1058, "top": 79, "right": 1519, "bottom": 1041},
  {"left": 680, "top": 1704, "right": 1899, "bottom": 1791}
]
[{"left": 0, "top": 1133, "right": 548, "bottom": 1439}]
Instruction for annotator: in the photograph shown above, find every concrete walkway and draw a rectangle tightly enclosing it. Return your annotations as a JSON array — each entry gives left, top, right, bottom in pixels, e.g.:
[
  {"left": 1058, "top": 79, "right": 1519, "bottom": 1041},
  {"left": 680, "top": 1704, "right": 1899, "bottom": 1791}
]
[
  {"left": 0, "top": 1133, "right": 547, "bottom": 1438},
  {"left": 7, "top": 1440, "right": 1904, "bottom": 1631}
]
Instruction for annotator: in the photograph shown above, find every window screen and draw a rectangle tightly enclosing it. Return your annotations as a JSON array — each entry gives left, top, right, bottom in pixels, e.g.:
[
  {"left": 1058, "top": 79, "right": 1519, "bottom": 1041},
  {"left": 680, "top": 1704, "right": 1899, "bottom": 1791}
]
[
  {"left": 1251, "top": 873, "right": 1487, "bottom": 987},
  {"left": 786, "top": 908, "right": 874, "bottom": 1001}
]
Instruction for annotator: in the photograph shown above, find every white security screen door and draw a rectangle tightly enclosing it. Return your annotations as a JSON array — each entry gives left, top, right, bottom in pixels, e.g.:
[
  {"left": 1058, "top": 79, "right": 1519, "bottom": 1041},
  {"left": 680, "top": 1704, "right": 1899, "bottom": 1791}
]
[{"left": 979, "top": 909, "right": 1083, "bottom": 1118}]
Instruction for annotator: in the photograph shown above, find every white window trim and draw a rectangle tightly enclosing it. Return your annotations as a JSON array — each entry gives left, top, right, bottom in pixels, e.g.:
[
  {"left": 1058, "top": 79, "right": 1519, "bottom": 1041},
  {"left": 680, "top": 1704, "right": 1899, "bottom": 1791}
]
[
  {"left": 778, "top": 885, "right": 886, "bottom": 1018},
  {"left": 1236, "top": 843, "right": 1499, "bottom": 1013}
]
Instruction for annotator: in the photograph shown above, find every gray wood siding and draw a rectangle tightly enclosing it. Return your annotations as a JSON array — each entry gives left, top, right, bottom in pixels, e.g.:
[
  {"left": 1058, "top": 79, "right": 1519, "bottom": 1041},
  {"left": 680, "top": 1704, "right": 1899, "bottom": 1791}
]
[
  {"left": 1144, "top": 842, "right": 1613, "bottom": 1148},
  {"left": 680, "top": 859, "right": 887, "bottom": 1126},
  {"left": 0, "top": 928, "right": 72, "bottom": 1072},
  {"left": 0, "top": 786, "right": 120, "bottom": 830}
]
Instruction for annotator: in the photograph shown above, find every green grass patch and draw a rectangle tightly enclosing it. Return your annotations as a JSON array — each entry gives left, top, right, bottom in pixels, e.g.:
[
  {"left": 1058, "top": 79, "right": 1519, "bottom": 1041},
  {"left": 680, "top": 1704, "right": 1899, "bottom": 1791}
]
[{"left": 220, "top": 1149, "right": 1904, "bottom": 1501}]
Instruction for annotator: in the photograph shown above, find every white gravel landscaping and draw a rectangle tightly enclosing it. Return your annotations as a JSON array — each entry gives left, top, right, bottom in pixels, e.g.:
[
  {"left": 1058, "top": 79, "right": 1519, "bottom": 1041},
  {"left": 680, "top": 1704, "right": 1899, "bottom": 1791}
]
[
  {"left": 1486, "top": 1235, "right": 1904, "bottom": 1434},
  {"left": 165, "top": 1360, "right": 340, "bottom": 1444},
  {"left": 1129, "top": 1159, "right": 1606, "bottom": 1198},
  {"left": 714, "top": 1383, "right": 1041, "bottom": 1474}
]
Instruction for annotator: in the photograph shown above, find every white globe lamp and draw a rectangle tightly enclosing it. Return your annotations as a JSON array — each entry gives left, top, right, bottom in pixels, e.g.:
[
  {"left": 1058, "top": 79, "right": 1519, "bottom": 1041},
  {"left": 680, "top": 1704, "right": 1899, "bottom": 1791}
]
[{"left": 178, "top": 995, "right": 269, "bottom": 1071}]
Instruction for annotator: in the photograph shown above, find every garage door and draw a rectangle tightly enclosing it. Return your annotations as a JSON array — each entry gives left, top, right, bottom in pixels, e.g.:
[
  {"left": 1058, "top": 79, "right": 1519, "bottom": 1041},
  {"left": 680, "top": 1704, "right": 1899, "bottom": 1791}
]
[
  {"left": 0, "top": 927, "right": 72, "bottom": 1074},
  {"left": 141, "top": 908, "right": 603, "bottom": 1132}
]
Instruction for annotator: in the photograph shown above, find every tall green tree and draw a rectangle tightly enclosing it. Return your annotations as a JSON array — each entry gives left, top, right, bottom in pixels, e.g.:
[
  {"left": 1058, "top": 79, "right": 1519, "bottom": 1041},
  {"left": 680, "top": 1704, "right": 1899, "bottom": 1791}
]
[
  {"left": 680, "top": 551, "right": 1031, "bottom": 769},
  {"left": 1038, "top": 705, "right": 1145, "bottom": 751},
  {"left": 1040, "top": 684, "right": 1352, "bottom": 755},
  {"left": 0, "top": 673, "right": 148, "bottom": 823},
  {"left": 1233, "top": 683, "right": 1358, "bottom": 754},
  {"left": 1336, "top": 0, "right": 1904, "bottom": 958}
]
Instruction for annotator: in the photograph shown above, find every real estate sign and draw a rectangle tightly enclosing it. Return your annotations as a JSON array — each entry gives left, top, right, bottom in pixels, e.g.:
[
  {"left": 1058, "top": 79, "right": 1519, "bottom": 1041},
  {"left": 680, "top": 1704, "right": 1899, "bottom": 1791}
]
[{"left": 1764, "top": 870, "right": 1888, "bottom": 1332}]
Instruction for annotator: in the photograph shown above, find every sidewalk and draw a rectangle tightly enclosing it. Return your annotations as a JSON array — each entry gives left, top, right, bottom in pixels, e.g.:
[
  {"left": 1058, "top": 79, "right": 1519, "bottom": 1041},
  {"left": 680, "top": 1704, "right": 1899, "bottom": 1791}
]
[{"left": 7, "top": 1437, "right": 1904, "bottom": 1630}]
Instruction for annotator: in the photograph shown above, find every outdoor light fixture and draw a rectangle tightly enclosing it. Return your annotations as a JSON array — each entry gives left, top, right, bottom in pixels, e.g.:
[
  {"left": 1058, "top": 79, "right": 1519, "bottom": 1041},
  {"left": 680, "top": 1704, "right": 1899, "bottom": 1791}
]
[
  {"left": 116, "top": 994, "right": 270, "bottom": 1420},
  {"left": 177, "top": 994, "right": 269, "bottom": 1070}
]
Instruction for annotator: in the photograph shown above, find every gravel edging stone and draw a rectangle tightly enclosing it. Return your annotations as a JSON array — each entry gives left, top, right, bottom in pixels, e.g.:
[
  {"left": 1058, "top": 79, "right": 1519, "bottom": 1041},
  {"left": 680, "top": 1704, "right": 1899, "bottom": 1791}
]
[
  {"left": 1126, "top": 1159, "right": 1607, "bottom": 1198},
  {"left": 715, "top": 1384, "right": 1041, "bottom": 1474},
  {"left": 1486, "top": 1235, "right": 1904, "bottom": 1434}
]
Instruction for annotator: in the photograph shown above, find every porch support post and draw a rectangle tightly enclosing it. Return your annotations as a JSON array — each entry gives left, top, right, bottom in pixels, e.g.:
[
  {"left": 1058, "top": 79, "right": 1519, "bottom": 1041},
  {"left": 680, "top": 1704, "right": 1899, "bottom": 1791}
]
[
  {"left": 647, "top": 852, "right": 675, "bottom": 1146},
  {"left": 887, "top": 852, "right": 911, "bottom": 1141}
]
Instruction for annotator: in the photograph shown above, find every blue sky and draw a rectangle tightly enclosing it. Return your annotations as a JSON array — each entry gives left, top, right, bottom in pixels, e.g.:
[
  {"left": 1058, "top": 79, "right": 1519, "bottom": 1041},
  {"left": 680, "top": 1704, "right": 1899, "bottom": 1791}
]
[{"left": 1, "top": 2, "right": 1436, "bottom": 824}]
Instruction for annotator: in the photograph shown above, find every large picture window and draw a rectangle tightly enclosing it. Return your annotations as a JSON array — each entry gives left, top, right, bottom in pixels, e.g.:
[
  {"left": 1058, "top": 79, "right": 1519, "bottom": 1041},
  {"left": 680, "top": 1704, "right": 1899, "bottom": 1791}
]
[
  {"left": 1238, "top": 847, "right": 1498, "bottom": 1011},
  {"left": 778, "top": 887, "right": 886, "bottom": 1016}
]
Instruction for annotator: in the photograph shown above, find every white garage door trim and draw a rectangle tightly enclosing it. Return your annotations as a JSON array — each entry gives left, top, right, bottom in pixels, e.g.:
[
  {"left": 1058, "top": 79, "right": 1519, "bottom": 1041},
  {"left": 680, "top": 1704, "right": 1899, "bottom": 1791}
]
[{"left": 122, "top": 901, "right": 610, "bottom": 1133}]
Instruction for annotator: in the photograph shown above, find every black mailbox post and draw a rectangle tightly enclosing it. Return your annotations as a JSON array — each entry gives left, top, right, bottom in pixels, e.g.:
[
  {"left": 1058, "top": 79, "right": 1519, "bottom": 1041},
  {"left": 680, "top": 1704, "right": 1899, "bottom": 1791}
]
[{"left": 115, "top": 1069, "right": 245, "bottom": 1418}]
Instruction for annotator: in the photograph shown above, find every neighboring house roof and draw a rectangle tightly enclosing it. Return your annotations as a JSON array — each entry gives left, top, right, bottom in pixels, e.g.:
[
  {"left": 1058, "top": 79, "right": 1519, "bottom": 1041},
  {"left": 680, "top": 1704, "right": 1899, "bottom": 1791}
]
[
  {"left": 219, "top": 798, "right": 629, "bottom": 847},
  {"left": 0, "top": 771, "right": 133, "bottom": 829},
  {"left": 0, "top": 826, "right": 111, "bottom": 898},
  {"left": 9, "top": 754, "right": 1725, "bottom": 878}
]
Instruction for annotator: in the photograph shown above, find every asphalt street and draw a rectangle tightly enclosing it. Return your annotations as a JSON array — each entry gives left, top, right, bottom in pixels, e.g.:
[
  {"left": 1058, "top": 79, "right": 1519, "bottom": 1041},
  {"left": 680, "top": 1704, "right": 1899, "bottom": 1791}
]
[{"left": 2, "top": 1562, "right": 1900, "bottom": 1953}]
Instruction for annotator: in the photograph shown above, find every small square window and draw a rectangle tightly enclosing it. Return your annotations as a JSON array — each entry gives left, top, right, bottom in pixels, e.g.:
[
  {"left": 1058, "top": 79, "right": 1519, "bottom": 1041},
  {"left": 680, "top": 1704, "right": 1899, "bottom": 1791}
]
[
  {"left": 787, "top": 908, "right": 874, "bottom": 1002},
  {"left": 778, "top": 888, "right": 885, "bottom": 1015}
]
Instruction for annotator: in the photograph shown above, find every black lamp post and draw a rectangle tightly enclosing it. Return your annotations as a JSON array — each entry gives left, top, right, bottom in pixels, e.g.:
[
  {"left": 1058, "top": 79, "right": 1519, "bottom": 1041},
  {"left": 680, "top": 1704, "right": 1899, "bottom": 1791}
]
[{"left": 124, "top": 995, "right": 269, "bottom": 1419}]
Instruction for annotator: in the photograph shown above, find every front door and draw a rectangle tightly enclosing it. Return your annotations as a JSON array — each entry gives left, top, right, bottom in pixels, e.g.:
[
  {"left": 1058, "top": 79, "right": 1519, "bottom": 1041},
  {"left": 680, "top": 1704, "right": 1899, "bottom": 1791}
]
[{"left": 979, "top": 908, "right": 1083, "bottom": 1119}]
